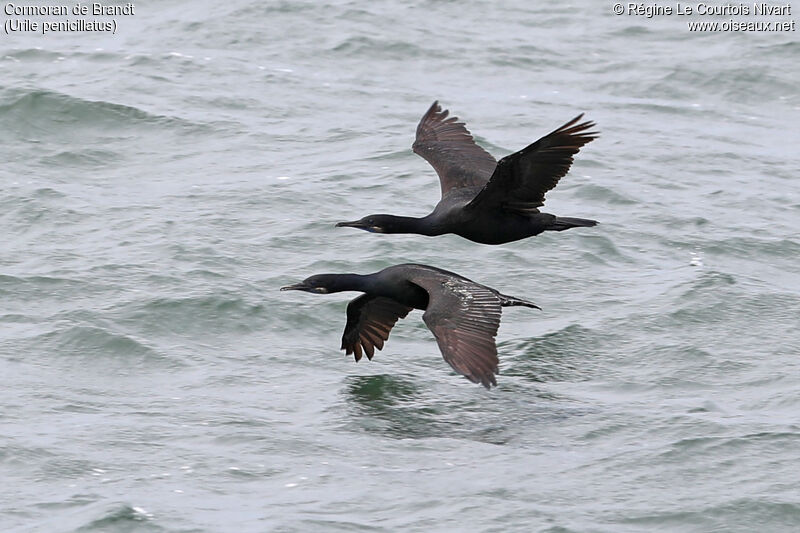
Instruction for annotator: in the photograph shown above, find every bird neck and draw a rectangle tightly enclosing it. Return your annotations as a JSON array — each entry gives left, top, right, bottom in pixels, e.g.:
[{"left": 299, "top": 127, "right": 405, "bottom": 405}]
[
  {"left": 383, "top": 215, "right": 442, "bottom": 236},
  {"left": 327, "top": 273, "right": 370, "bottom": 293}
]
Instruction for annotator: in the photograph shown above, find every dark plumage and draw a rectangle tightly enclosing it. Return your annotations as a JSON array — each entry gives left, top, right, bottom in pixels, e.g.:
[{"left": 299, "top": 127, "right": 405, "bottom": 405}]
[
  {"left": 336, "top": 101, "right": 599, "bottom": 245},
  {"left": 280, "top": 263, "right": 539, "bottom": 389}
]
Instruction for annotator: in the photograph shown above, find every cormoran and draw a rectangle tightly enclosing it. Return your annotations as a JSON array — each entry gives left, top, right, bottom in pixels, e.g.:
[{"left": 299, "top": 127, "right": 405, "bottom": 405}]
[
  {"left": 337, "top": 101, "right": 598, "bottom": 245},
  {"left": 281, "top": 263, "right": 539, "bottom": 388}
]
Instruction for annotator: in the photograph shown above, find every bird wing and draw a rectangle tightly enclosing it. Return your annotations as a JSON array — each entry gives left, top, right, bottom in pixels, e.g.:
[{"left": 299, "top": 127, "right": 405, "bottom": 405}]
[
  {"left": 465, "top": 114, "right": 597, "bottom": 214},
  {"left": 412, "top": 274, "right": 503, "bottom": 389},
  {"left": 412, "top": 101, "right": 498, "bottom": 197},
  {"left": 341, "top": 294, "right": 413, "bottom": 362}
]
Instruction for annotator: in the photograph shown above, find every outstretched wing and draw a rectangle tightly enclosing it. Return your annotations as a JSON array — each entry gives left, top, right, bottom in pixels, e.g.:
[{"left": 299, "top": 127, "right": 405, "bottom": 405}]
[
  {"left": 341, "top": 295, "right": 413, "bottom": 362},
  {"left": 411, "top": 273, "right": 503, "bottom": 389},
  {"left": 466, "top": 114, "right": 597, "bottom": 214},
  {"left": 412, "top": 101, "right": 498, "bottom": 197}
]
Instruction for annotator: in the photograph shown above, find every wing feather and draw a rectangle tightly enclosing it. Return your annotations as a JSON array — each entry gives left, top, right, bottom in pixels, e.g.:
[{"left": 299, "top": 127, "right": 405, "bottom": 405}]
[
  {"left": 412, "top": 101, "right": 498, "bottom": 196},
  {"left": 341, "top": 295, "right": 412, "bottom": 362},
  {"left": 466, "top": 114, "right": 597, "bottom": 213},
  {"left": 411, "top": 275, "right": 503, "bottom": 389}
]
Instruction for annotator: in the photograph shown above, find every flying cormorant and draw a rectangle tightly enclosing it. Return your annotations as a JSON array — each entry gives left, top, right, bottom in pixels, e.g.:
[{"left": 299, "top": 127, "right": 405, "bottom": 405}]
[
  {"left": 281, "top": 263, "right": 539, "bottom": 388},
  {"left": 336, "top": 101, "right": 598, "bottom": 245}
]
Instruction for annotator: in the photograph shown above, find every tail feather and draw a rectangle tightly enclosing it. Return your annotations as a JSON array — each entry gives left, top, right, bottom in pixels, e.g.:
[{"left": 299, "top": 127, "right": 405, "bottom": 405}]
[{"left": 548, "top": 216, "right": 598, "bottom": 232}]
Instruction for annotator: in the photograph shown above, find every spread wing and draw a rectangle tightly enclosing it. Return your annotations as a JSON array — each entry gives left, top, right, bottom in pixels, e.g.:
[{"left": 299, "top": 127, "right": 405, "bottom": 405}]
[
  {"left": 412, "top": 101, "right": 498, "bottom": 197},
  {"left": 466, "top": 114, "right": 597, "bottom": 214},
  {"left": 341, "top": 295, "right": 413, "bottom": 362},
  {"left": 412, "top": 274, "right": 503, "bottom": 389}
]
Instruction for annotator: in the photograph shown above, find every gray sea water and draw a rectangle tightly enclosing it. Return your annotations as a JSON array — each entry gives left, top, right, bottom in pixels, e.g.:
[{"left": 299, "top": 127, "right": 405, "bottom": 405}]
[{"left": 2, "top": 1, "right": 800, "bottom": 531}]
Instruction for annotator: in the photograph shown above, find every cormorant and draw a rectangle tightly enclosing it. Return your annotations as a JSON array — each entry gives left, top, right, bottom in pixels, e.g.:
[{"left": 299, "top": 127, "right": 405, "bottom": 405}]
[
  {"left": 280, "top": 263, "right": 539, "bottom": 388},
  {"left": 336, "top": 101, "right": 598, "bottom": 245}
]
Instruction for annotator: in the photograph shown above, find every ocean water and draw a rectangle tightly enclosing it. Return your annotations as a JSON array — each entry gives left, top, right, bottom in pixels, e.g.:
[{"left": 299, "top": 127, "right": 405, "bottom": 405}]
[{"left": 2, "top": 1, "right": 799, "bottom": 531}]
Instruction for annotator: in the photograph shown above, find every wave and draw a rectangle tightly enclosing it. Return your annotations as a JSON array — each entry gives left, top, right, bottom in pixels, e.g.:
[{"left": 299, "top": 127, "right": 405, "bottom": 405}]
[
  {"left": 0, "top": 274, "right": 90, "bottom": 299},
  {"left": 645, "top": 64, "right": 797, "bottom": 104},
  {"left": 330, "top": 36, "right": 431, "bottom": 59},
  {"left": 32, "top": 325, "right": 167, "bottom": 365},
  {"left": 0, "top": 88, "right": 202, "bottom": 139},
  {"left": 502, "top": 324, "right": 613, "bottom": 383},
  {"left": 703, "top": 236, "right": 800, "bottom": 259},
  {"left": 669, "top": 290, "right": 800, "bottom": 328},
  {"left": 620, "top": 497, "right": 800, "bottom": 531},
  {"left": 572, "top": 184, "right": 640, "bottom": 206},
  {"left": 121, "top": 294, "right": 268, "bottom": 335},
  {"left": 21, "top": 502, "right": 163, "bottom": 533}
]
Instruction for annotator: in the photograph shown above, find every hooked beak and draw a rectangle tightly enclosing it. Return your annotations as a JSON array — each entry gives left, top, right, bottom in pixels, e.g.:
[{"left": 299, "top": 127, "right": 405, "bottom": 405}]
[
  {"left": 335, "top": 220, "right": 368, "bottom": 229},
  {"left": 335, "top": 220, "right": 384, "bottom": 233},
  {"left": 280, "top": 282, "right": 329, "bottom": 294},
  {"left": 280, "top": 282, "right": 309, "bottom": 291}
]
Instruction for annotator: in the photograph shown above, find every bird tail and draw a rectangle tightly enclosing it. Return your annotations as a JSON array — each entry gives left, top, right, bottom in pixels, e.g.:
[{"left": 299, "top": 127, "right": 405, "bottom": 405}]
[
  {"left": 547, "top": 217, "right": 598, "bottom": 232},
  {"left": 498, "top": 293, "right": 540, "bottom": 310}
]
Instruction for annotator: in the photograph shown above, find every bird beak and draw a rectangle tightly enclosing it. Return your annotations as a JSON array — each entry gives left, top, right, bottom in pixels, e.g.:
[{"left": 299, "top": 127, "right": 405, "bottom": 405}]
[
  {"left": 336, "top": 220, "right": 384, "bottom": 233},
  {"left": 280, "top": 282, "right": 308, "bottom": 291},
  {"left": 280, "top": 282, "right": 329, "bottom": 294},
  {"left": 335, "top": 220, "right": 368, "bottom": 229}
]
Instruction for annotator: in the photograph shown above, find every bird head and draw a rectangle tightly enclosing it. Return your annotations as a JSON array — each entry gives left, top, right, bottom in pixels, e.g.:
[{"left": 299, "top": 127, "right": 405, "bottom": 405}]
[
  {"left": 280, "top": 274, "right": 341, "bottom": 294},
  {"left": 335, "top": 214, "right": 395, "bottom": 233}
]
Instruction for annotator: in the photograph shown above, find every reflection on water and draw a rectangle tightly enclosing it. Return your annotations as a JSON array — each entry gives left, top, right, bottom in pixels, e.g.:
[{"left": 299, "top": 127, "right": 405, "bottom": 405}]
[{"left": 340, "top": 374, "right": 572, "bottom": 445}]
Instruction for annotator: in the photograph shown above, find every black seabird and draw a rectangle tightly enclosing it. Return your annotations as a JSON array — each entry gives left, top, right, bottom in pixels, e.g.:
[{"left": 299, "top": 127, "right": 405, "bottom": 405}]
[
  {"left": 281, "top": 263, "right": 539, "bottom": 388},
  {"left": 336, "top": 101, "right": 598, "bottom": 245}
]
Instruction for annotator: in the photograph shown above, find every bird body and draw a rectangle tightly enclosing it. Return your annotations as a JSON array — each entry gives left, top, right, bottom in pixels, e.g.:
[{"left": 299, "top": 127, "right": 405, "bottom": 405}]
[
  {"left": 337, "top": 101, "right": 599, "bottom": 245},
  {"left": 281, "top": 263, "right": 539, "bottom": 388}
]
